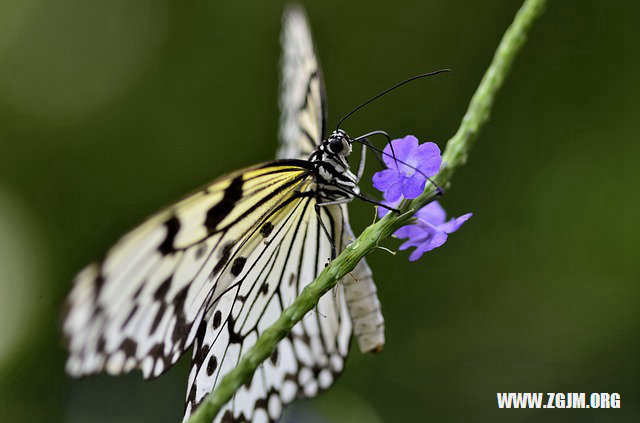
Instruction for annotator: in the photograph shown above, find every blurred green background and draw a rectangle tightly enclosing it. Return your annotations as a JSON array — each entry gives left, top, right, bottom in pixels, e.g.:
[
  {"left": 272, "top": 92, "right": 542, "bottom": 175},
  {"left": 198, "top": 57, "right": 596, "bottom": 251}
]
[{"left": 1, "top": 0, "right": 638, "bottom": 422}]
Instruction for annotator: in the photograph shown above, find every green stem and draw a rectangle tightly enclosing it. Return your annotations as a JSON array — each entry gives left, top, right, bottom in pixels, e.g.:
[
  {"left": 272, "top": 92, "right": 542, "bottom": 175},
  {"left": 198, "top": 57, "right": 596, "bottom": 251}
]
[{"left": 188, "top": 0, "right": 547, "bottom": 421}]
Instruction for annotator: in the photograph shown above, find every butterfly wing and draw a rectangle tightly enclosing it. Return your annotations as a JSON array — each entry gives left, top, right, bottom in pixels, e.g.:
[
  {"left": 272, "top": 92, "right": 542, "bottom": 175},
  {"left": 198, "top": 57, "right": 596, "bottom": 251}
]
[
  {"left": 278, "top": 5, "right": 327, "bottom": 160},
  {"left": 184, "top": 199, "right": 352, "bottom": 422},
  {"left": 63, "top": 161, "right": 315, "bottom": 379}
]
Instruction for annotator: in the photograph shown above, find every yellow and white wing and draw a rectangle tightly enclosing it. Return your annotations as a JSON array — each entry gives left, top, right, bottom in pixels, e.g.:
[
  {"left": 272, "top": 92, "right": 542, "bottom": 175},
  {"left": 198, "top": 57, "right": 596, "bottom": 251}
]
[{"left": 63, "top": 161, "right": 316, "bottom": 379}]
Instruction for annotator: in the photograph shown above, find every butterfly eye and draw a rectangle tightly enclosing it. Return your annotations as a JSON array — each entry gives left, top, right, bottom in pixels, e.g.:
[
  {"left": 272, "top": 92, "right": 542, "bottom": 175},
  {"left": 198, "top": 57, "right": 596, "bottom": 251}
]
[{"left": 329, "top": 138, "right": 344, "bottom": 153}]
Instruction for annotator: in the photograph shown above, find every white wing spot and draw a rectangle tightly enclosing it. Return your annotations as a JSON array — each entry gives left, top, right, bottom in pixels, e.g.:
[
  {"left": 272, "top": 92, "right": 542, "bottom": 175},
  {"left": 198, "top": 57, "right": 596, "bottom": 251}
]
[{"left": 105, "top": 351, "right": 125, "bottom": 374}]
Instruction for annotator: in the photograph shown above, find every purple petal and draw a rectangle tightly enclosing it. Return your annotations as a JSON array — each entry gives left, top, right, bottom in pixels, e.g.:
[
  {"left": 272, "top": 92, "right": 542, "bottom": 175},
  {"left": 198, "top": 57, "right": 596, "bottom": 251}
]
[
  {"left": 373, "top": 170, "right": 404, "bottom": 202},
  {"left": 439, "top": 213, "right": 473, "bottom": 233},
  {"left": 383, "top": 192, "right": 403, "bottom": 204},
  {"left": 372, "top": 169, "right": 401, "bottom": 191},
  {"left": 382, "top": 135, "right": 419, "bottom": 169},
  {"left": 403, "top": 231, "right": 446, "bottom": 261},
  {"left": 424, "top": 231, "right": 448, "bottom": 251},
  {"left": 408, "top": 245, "right": 428, "bottom": 261},
  {"left": 398, "top": 240, "right": 417, "bottom": 251},
  {"left": 398, "top": 235, "right": 426, "bottom": 251},
  {"left": 400, "top": 174, "right": 426, "bottom": 199},
  {"left": 415, "top": 142, "right": 443, "bottom": 177},
  {"left": 393, "top": 224, "right": 422, "bottom": 239},
  {"left": 407, "top": 231, "right": 447, "bottom": 261},
  {"left": 415, "top": 201, "right": 447, "bottom": 225},
  {"left": 383, "top": 181, "right": 403, "bottom": 202}
]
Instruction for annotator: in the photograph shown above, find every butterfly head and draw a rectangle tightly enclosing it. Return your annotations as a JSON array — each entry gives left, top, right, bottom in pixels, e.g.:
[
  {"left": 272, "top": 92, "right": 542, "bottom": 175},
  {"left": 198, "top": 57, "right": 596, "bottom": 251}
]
[
  {"left": 310, "top": 129, "right": 359, "bottom": 189},
  {"left": 325, "top": 129, "right": 352, "bottom": 157}
]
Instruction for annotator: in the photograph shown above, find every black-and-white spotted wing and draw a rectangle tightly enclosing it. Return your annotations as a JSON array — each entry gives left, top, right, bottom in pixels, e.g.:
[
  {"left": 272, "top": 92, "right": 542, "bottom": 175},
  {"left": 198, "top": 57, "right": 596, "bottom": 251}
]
[
  {"left": 184, "top": 199, "right": 352, "bottom": 422},
  {"left": 277, "top": 5, "right": 327, "bottom": 160},
  {"left": 63, "top": 161, "right": 317, "bottom": 380}
]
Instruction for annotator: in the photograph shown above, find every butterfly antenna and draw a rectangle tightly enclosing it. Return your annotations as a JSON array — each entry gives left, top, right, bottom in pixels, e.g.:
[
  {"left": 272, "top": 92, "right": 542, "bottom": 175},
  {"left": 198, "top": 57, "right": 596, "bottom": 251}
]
[{"left": 335, "top": 69, "right": 451, "bottom": 131}]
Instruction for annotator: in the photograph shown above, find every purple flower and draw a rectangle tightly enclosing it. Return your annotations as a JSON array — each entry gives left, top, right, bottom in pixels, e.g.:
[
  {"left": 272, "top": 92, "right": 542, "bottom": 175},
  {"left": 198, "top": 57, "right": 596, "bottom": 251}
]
[
  {"left": 393, "top": 201, "right": 472, "bottom": 261},
  {"left": 372, "top": 135, "right": 442, "bottom": 202},
  {"left": 371, "top": 134, "right": 471, "bottom": 261}
]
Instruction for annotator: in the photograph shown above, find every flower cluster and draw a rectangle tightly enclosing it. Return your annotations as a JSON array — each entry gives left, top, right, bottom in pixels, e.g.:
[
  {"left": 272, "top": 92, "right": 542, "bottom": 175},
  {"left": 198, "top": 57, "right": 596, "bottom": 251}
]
[
  {"left": 372, "top": 135, "right": 472, "bottom": 261},
  {"left": 372, "top": 135, "right": 442, "bottom": 201}
]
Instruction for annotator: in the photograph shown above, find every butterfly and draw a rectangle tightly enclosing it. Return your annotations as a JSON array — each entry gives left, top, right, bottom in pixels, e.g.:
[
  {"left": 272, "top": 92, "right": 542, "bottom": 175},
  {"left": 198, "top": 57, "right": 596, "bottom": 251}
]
[{"left": 63, "top": 5, "right": 386, "bottom": 422}]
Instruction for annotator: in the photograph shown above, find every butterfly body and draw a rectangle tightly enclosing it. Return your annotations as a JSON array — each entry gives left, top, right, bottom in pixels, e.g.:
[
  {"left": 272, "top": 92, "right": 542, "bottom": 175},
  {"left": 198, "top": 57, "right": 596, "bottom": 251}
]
[{"left": 309, "top": 130, "right": 360, "bottom": 199}]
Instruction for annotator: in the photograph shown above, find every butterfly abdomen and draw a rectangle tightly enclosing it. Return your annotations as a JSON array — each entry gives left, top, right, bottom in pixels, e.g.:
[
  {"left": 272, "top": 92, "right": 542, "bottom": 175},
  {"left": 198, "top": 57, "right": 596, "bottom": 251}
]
[{"left": 342, "top": 258, "right": 385, "bottom": 354}]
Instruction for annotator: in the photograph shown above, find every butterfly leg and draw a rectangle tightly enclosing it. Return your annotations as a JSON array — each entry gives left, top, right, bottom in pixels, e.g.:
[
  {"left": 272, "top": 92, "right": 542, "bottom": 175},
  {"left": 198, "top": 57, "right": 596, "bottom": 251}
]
[
  {"left": 314, "top": 206, "right": 335, "bottom": 262},
  {"left": 315, "top": 198, "right": 351, "bottom": 260},
  {"left": 356, "top": 139, "right": 367, "bottom": 180}
]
